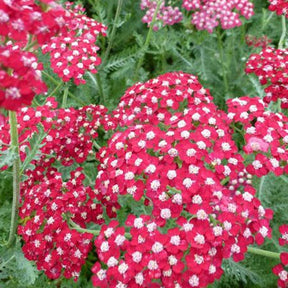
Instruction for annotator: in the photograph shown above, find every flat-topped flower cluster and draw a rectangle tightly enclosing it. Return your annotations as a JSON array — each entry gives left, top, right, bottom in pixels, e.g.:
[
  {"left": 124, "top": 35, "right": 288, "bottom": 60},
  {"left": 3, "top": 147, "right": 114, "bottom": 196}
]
[
  {"left": 3, "top": 72, "right": 288, "bottom": 286},
  {"left": 0, "top": 0, "right": 106, "bottom": 111}
]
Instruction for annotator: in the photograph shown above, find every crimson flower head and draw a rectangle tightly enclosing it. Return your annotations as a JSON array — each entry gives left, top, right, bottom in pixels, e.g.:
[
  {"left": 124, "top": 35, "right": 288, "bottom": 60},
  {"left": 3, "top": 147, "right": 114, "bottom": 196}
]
[
  {"left": 41, "top": 2, "right": 107, "bottom": 85},
  {"left": 94, "top": 72, "right": 274, "bottom": 287},
  {"left": 0, "top": 44, "right": 47, "bottom": 111},
  {"left": 268, "top": 0, "right": 288, "bottom": 17},
  {"left": 246, "top": 48, "right": 288, "bottom": 109}
]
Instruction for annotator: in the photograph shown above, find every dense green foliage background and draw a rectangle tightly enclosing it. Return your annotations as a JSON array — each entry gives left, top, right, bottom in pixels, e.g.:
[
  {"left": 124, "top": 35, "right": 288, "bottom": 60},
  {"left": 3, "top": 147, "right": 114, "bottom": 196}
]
[{"left": 1, "top": 0, "right": 288, "bottom": 287}]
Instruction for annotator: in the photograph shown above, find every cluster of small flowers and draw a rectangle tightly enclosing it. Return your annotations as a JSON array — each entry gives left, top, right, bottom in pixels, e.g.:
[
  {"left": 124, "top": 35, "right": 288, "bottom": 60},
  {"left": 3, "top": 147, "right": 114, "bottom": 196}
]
[
  {"left": 268, "top": 0, "right": 288, "bottom": 17},
  {"left": 0, "top": 0, "right": 67, "bottom": 111},
  {"left": 112, "top": 71, "right": 213, "bottom": 127},
  {"left": 272, "top": 225, "right": 288, "bottom": 287},
  {"left": 5, "top": 72, "right": 287, "bottom": 286},
  {"left": 18, "top": 167, "right": 99, "bottom": 280},
  {"left": 227, "top": 96, "right": 288, "bottom": 176},
  {"left": 42, "top": 3, "right": 107, "bottom": 85},
  {"left": 0, "top": 44, "right": 47, "bottom": 110},
  {"left": 0, "top": 97, "right": 117, "bottom": 279},
  {"left": 95, "top": 72, "right": 273, "bottom": 287},
  {"left": 0, "top": 97, "right": 113, "bottom": 168},
  {"left": 245, "top": 48, "right": 288, "bottom": 108},
  {"left": 182, "top": 0, "right": 254, "bottom": 33},
  {"left": 0, "top": 0, "right": 66, "bottom": 45},
  {"left": 140, "top": 0, "right": 183, "bottom": 30},
  {"left": 245, "top": 35, "right": 272, "bottom": 49},
  {"left": 92, "top": 217, "right": 223, "bottom": 287},
  {"left": 0, "top": 0, "right": 106, "bottom": 113}
]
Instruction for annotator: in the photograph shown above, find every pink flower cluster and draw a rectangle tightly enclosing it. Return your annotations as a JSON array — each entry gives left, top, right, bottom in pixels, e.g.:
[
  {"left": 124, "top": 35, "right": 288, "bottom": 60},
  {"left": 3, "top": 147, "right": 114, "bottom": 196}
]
[
  {"left": 0, "top": 44, "right": 46, "bottom": 110},
  {"left": 268, "top": 0, "right": 288, "bottom": 17},
  {"left": 245, "top": 48, "right": 288, "bottom": 108},
  {"left": 42, "top": 3, "right": 107, "bottom": 85},
  {"left": 272, "top": 225, "right": 288, "bottom": 287},
  {"left": 182, "top": 0, "right": 254, "bottom": 33},
  {"left": 140, "top": 0, "right": 183, "bottom": 30}
]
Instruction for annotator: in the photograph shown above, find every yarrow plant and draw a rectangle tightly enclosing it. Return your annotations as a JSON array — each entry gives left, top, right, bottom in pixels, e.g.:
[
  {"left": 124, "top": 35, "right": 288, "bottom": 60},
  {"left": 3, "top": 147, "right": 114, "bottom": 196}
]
[
  {"left": 3, "top": 71, "right": 288, "bottom": 286},
  {"left": 2, "top": 0, "right": 288, "bottom": 287}
]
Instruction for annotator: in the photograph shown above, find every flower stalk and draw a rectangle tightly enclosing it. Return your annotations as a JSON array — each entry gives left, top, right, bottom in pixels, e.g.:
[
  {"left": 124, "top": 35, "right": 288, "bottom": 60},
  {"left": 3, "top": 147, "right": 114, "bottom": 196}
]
[
  {"left": 217, "top": 30, "right": 229, "bottom": 99},
  {"left": 278, "top": 15, "right": 286, "bottom": 49},
  {"left": 134, "top": 0, "right": 162, "bottom": 81},
  {"left": 7, "top": 111, "right": 21, "bottom": 247},
  {"left": 247, "top": 246, "right": 280, "bottom": 260},
  {"left": 102, "top": 0, "right": 124, "bottom": 66}
]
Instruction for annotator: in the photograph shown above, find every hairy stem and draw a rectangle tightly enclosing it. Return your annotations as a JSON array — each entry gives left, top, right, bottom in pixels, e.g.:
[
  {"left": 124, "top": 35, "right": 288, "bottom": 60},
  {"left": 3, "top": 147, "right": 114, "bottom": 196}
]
[
  {"left": 68, "top": 219, "right": 131, "bottom": 239},
  {"left": 7, "top": 111, "right": 21, "bottom": 247},
  {"left": 134, "top": 0, "right": 162, "bottom": 81},
  {"left": 102, "top": 0, "right": 124, "bottom": 66},
  {"left": 217, "top": 30, "right": 229, "bottom": 99},
  {"left": 96, "top": 73, "right": 105, "bottom": 104},
  {"left": 247, "top": 246, "right": 280, "bottom": 260},
  {"left": 42, "top": 71, "right": 86, "bottom": 106},
  {"left": 62, "top": 86, "right": 69, "bottom": 108},
  {"left": 278, "top": 15, "right": 286, "bottom": 49}
]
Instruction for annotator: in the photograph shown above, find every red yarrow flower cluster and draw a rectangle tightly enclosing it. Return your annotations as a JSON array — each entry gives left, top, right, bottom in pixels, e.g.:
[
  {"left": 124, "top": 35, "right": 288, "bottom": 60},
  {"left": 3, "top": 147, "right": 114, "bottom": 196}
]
[
  {"left": 268, "top": 0, "right": 288, "bottom": 17},
  {"left": 140, "top": 0, "right": 183, "bottom": 30},
  {"left": 245, "top": 35, "right": 272, "bottom": 49},
  {"left": 272, "top": 225, "right": 288, "bottom": 287},
  {"left": 0, "top": 44, "right": 47, "bottom": 110},
  {"left": 0, "top": 97, "right": 114, "bottom": 169},
  {"left": 246, "top": 47, "right": 288, "bottom": 108},
  {"left": 182, "top": 0, "right": 254, "bottom": 33},
  {"left": 18, "top": 167, "right": 100, "bottom": 280},
  {"left": 94, "top": 72, "right": 273, "bottom": 287},
  {"left": 41, "top": 3, "right": 107, "bottom": 85},
  {"left": 227, "top": 96, "right": 288, "bottom": 176},
  {"left": 0, "top": 98, "right": 115, "bottom": 280},
  {"left": 0, "top": 0, "right": 67, "bottom": 45}
]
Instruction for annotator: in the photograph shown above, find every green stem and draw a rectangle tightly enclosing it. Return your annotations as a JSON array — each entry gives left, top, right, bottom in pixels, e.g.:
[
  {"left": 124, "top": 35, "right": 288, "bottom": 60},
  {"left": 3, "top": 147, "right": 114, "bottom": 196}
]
[
  {"left": 42, "top": 71, "right": 86, "bottom": 106},
  {"left": 7, "top": 111, "right": 21, "bottom": 247},
  {"left": 277, "top": 98, "right": 282, "bottom": 113},
  {"left": 134, "top": 0, "right": 162, "bottom": 81},
  {"left": 217, "top": 30, "right": 229, "bottom": 98},
  {"left": 278, "top": 15, "right": 286, "bottom": 49},
  {"left": 258, "top": 175, "right": 266, "bottom": 202},
  {"left": 62, "top": 86, "right": 69, "bottom": 108},
  {"left": 48, "top": 81, "right": 63, "bottom": 98},
  {"left": 262, "top": 11, "right": 274, "bottom": 30},
  {"left": 247, "top": 246, "right": 280, "bottom": 260},
  {"left": 102, "top": 0, "right": 123, "bottom": 66},
  {"left": 95, "top": 73, "right": 105, "bottom": 104},
  {"left": 93, "top": 141, "right": 102, "bottom": 150},
  {"left": 68, "top": 219, "right": 131, "bottom": 239}
]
